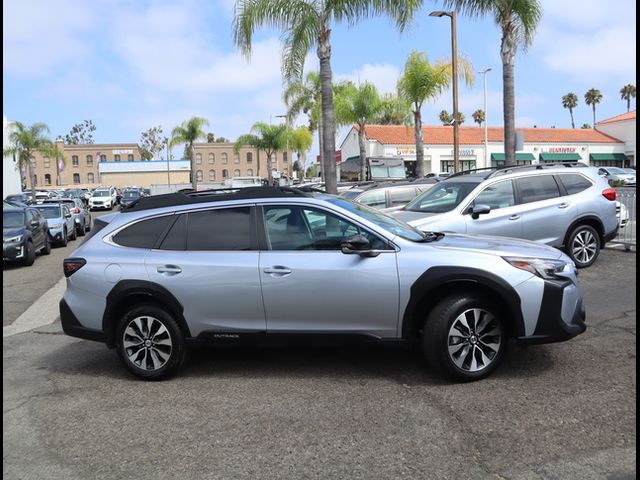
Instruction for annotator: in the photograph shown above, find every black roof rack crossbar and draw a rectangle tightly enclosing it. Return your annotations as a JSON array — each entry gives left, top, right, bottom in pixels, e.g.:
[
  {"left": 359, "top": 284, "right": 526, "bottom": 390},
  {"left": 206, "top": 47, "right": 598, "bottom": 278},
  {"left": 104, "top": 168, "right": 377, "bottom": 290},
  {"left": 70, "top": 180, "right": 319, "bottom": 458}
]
[
  {"left": 486, "top": 161, "right": 589, "bottom": 179},
  {"left": 447, "top": 167, "right": 499, "bottom": 179}
]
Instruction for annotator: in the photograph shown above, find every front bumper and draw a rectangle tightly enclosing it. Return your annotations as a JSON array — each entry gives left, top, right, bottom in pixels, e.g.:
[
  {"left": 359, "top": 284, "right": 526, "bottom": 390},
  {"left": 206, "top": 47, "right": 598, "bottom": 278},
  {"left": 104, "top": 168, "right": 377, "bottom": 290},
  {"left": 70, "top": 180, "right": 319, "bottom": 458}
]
[
  {"left": 517, "top": 278, "right": 586, "bottom": 345},
  {"left": 3, "top": 242, "right": 25, "bottom": 261}
]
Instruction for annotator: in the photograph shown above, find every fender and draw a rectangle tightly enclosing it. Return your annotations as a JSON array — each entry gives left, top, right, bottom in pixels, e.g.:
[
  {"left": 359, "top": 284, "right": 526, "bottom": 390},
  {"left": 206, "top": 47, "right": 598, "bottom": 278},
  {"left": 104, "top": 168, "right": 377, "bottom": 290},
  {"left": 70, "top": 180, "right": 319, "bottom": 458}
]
[
  {"left": 562, "top": 215, "right": 605, "bottom": 246},
  {"left": 401, "top": 266, "right": 525, "bottom": 339},
  {"left": 102, "top": 280, "right": 191, "bottom": 348}
]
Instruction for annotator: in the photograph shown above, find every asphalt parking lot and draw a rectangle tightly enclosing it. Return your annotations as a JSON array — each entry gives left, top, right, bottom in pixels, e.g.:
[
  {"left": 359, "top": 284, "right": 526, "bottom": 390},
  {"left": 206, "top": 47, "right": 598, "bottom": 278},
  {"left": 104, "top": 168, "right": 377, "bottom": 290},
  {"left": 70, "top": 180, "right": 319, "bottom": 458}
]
[{"left": 3, "top": 247, "right": 636, "bottom": 479}]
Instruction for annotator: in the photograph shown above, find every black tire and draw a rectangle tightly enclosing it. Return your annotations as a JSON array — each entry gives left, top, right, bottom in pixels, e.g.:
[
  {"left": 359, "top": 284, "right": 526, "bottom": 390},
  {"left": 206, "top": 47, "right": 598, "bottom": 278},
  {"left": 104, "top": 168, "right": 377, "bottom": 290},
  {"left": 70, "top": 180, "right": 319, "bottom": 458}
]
[
  {"left": 60, "top": 228, "right": 68, "bottom": 247},
  {"left": 565, "top": 225, "right": 600, "bottom": 268},
  {"left": 69, "top": 225, "right": 77, "bottom": 241},
  {"left": 115, "top": 304, "right": 187, "bottom": 381},
  {"left": 422, "top": 293, "right": 506, "bottom": 382},
  {"left": 77, "top": 221, "right": 86, "bottom": 237},
  {"left": 41, "top": 236, "right": 51, "bottom": 255},
  {"left": 21, "top": 241, "right": 36, "bottom": 266},
  {"left": 86, "top": 217, "right": 92, "bottom": 232}
]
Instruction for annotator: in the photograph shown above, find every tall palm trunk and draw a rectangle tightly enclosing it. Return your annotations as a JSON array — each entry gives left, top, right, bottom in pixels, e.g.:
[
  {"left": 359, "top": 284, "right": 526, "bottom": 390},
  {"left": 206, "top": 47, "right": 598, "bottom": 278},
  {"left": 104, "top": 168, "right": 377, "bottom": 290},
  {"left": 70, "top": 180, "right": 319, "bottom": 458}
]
[
  {"left": 266, "top": 150, "right": 273, "bottom": 185},
  {"left": 501, "top": 31, "right": 517, "bottom": 166},
  {"left": 190, "top": 143, "right": 197, "bottom": 190},
  {"left": 569, "top": 108, "right": 575, "bottom": 129},
  {"left": 627, "top": 98, "right": 631, "bottom": 112},
  {"left": 358, "top": 124, "right": 368, "bottom": 180},
  {"left": 317, "top": 25, "right": 337, "bottom": 194},
  {"left": 318, "top": 114, "right": 324, "bottom": 181},
  {"left": 413, "top": 108, "right": 425, "bottom": 178},
  {"left": 27, "top": 154, "right": 36, "bottom": 197},
  {"left": 592, "top": 105, "right": 596, "bottom": 128}
]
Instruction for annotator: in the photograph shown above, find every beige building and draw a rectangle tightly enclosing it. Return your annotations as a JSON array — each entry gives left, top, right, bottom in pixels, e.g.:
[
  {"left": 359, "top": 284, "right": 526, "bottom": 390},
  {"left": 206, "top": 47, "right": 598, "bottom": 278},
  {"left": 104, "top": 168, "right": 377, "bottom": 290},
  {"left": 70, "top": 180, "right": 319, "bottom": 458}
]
[{"left": 28, "top": 140, "right": 293, "bottom": 189}]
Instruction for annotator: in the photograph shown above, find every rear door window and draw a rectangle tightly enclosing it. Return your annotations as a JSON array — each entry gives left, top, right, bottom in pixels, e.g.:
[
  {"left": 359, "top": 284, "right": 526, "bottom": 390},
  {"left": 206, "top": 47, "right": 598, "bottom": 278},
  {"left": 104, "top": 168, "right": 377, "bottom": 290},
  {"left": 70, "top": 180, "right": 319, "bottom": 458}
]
[
  {"left": 186, "top": 207, "right": 254, "bottom": 251},
  {"left": 516, "top": 175, "right": 561, "bottom": 204}
]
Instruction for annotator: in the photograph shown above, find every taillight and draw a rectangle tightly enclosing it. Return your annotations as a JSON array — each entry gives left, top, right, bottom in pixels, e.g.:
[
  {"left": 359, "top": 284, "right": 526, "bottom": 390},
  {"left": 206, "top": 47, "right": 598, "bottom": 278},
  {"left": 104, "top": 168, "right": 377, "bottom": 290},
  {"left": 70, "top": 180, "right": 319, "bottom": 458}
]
[
  {"left": 602, "top": 188, "right": 617, "bottom": 201},
  {"left": 71, "top": 207, "right": 81, "bottom": 214},
  {"left": 63, "top": 258, "right": 86, "bottom": 277}
]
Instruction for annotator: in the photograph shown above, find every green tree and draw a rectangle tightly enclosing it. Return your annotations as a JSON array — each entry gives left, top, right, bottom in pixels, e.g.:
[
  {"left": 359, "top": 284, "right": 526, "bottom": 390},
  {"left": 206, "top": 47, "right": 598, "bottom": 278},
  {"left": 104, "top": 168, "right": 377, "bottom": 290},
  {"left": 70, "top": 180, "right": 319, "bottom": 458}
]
[
  {"left": 472, "top": 109, "right": 485, "bottom": 126},
  {"left": 233, "top": 0, "right": 423, "bottom": 193},
  {"left": 64, "top": 120, "right": 96, "bottom": 145},
  {"left": 375, "top": 93, "right": 412, "bottom": 125},
  {"left": 334, "top": 81, "right": 383, "bottom": 180},
  {"left": 584, "top": 88, "right": 603, "bottom": 128},
  {"left": 456, "top": 112, "right": 465, "bottom": 125},
  {"left": 289, "top": 126, "right": 313, "bottom": 180},
  {"left": 445, "top": 0, "right": 542, "bottom": 166},
  {"left": 562, "top": 93, "right": 578, "bottom": 129},
  {"left": 439, "top": 110, "right": 453, "bottom": 125},
  {"left": 207, "top": 133, "right": 216, "bottom": 143},
  {"left": 620, "top": 84, "right": 636, "bottom": 112},
  {"left": 235, "top": 122, "right": 290, "bottom": 185},
  {"left": 397, "top": 50, "right": 473, "bottom": 177},
  {"left": 138, "top": 126, "right": 168, "bottom": 160},
  {"left": 3, "top": 122, "right": 64, "bottom": 196},
  {"left": 170, "top": 117, "right": 209, "bottom": 190},
  {"left": 581, "top": 123, "right": 591, "bottom": 129}
]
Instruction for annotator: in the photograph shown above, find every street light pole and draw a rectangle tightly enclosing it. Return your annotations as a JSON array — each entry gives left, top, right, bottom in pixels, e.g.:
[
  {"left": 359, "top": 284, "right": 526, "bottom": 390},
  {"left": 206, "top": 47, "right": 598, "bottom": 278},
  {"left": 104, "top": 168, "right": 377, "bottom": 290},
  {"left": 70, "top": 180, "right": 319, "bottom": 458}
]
[
  {"left": 276, "top": 114, "right": 290, "bottom": 184},
  {"left": 479, "top": 68, "right": 492, "bottom": 167},
  {"left": 430, "top": 10, "right": 459, "bottom": 173}
]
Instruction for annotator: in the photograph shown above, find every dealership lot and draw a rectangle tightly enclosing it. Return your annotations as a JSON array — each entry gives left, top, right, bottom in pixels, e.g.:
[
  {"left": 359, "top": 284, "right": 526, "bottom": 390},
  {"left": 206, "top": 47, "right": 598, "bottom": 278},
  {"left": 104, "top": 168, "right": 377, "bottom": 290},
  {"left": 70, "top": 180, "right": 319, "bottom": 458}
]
[{"left": 3, "top": 245, "right": 636, "bottom": 479}]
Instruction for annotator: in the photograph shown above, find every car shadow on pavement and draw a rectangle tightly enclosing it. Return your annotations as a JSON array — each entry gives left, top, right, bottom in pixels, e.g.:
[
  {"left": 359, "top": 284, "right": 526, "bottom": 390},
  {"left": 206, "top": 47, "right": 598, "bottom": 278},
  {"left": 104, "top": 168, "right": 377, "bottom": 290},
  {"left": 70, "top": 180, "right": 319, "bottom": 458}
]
[{"left": 43, "top": 338, "right": 556, "bottom": 384}]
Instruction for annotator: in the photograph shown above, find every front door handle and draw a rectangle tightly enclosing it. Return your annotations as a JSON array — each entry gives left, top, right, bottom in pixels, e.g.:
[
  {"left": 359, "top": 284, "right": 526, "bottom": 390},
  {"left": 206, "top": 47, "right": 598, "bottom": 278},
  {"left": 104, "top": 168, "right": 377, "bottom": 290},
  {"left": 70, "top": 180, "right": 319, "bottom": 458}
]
[
  {"left": 263, "top": 266, "right": 292, "bottom": 276},
  {"left": 557, "top": 203, "right": 569, "bottom": 209},
  {"left": 157, "top": 265, "right": 182, "bottom": 275},
  {"left": 509, "top": 215, "right": 520, "bottom": 220}
]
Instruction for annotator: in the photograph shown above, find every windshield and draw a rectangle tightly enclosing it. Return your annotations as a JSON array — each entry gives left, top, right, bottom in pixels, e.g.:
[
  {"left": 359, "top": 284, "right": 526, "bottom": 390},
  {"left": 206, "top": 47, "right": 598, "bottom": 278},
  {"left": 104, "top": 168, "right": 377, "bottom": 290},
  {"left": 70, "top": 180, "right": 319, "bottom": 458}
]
[
  {"left": 123, "top": 191, "right": 140, "bottom": 199},
  {"left": 404, "top": 181, "right": 481, "bottom": 213},
  {"left": 93, "top": 190, "right": 111, "bottom": 197},
  {"left": 3, "top": 212, "right": 25, "bottom": 228},
  {"left": 326, "top": 197, "right": 425, "bottom": 242},
  {"left": 339, "top": 190, "right": 362, "bottom": 200},
  {"left": 35, "top": 206, "right": 62, "bottom": 219}
]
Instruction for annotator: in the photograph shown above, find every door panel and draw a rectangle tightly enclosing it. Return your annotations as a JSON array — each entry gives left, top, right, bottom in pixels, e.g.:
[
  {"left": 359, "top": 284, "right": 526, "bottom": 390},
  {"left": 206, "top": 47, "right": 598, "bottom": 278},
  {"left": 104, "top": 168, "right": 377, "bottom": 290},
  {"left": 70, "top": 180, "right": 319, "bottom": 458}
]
[{"left": 463, "top": 179, "right": 522, "bottom": 238}]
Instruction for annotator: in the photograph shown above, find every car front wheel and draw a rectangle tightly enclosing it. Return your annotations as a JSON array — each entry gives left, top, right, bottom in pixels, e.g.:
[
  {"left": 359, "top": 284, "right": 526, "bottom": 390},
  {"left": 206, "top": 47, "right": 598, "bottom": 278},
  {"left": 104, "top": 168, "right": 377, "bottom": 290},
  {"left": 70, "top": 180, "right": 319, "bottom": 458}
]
[
  {"left": 423, "top": 293, "right": 506, "bottom": 381},
  {"left": 115, "top": 304, "right": 187, "bottom": 380},
  {"left": 566, "top": 225, "right": 600, "bottom": 268}
]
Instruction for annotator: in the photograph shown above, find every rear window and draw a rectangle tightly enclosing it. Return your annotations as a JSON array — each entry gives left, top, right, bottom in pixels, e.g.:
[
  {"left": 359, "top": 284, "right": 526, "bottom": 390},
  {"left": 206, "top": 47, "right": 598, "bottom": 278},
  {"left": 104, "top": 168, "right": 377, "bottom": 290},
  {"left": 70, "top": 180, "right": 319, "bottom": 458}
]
[
  {"left": 516, "top": 175, "right": 561, "bottom": 204},
  {"left": 112, "top": 216, "right": 173, "bottom": 249},
  {"left": 558, "top": 173, "right": 593, "bottom": 195}
]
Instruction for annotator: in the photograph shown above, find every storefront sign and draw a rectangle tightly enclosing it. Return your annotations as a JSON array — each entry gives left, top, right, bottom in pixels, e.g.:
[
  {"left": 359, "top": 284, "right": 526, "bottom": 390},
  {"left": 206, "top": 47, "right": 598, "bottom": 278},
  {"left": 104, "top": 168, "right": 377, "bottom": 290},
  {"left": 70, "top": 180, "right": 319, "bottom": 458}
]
[
  {"left": 112, "top": 149, "right": 134, "bottom": 154},
  {"left": 547, "top": 147, "right": 577, "bottom": 153},
  {"left": 396, "top": 147, "right": 416, "bottom": 156},
  {"left": 451, "top": 149, "right": 476, "bottom": 156}
]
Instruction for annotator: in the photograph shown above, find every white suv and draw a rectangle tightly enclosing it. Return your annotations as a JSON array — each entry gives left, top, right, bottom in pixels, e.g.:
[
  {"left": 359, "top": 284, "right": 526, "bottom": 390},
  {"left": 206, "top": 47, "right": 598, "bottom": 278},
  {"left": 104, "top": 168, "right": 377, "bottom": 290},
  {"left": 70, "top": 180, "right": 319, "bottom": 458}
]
[{"left": 89, "top": 187, "right": 117, "bottom": 210}]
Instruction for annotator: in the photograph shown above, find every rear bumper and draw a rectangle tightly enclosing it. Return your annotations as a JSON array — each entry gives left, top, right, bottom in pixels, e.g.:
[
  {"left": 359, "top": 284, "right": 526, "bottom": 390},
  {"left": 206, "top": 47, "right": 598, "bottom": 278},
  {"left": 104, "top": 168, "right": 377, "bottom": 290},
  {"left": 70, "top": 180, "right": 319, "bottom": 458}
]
[{"left": 60, "top": 298, "right": 105, "bottom": 343}]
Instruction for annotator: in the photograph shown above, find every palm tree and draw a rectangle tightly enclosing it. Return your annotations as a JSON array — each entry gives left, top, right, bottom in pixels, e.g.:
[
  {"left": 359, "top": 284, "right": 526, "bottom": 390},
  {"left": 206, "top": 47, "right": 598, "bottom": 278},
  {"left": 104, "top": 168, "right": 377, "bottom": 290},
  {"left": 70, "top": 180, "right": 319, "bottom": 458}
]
[
  {"left": 334, "top": 81, "right": 383, "bottom": 180},
  {"left": 3, "top": 122, "right": 63, "bottom": 196},
  {"left": 445, "top": 0, "right": 542, "bottom": 166},
  {"left": 170, "top": 117, "right": 209, "bottom": 190},
  {"left": 439, "top": 110, "right": 453, "bottom": 126},
  {"left": 620, "top": 84, "right": 636, "bottom": 112},
  {"left": 289, "top": 126, "right": 313, "bottom": 179},
  {"left": 397, "top": 50, "right": 473, "bottom": 177},
  {"left": 562, "top": 93, "right": 578, "bottom": 129},
  {"left": 233, "top": 0, "right": 423, "bottom": 194},
  {"left": 472, "top": 109, "right": 485, "bottom": 126},
  {"left": 456, "top": 112, "right": 466, "bottom": 125},
  {"left": 584, "top": 89, "right": 603, "bottom": 128},
  {"left": 375, "top": 93, "right": 412, "bottom": 125},
  {"left": 235, "top": 122, "right": 290, "bottom": 185}
]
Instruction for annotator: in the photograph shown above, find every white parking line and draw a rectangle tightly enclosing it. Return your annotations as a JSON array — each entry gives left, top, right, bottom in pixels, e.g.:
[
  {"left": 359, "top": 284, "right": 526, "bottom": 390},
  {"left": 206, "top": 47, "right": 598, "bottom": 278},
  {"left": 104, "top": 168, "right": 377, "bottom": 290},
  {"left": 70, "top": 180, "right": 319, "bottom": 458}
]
[{"left": 3, "top": 277, "right": 66, "bottom": 337}]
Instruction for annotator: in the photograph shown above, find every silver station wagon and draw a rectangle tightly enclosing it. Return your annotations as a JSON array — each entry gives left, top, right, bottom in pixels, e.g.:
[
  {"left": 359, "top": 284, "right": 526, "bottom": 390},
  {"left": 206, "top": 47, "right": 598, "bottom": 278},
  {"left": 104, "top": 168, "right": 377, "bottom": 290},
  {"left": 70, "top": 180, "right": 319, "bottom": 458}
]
[{"left": 61, "top": 187, "right": 586, "bottom": 381}]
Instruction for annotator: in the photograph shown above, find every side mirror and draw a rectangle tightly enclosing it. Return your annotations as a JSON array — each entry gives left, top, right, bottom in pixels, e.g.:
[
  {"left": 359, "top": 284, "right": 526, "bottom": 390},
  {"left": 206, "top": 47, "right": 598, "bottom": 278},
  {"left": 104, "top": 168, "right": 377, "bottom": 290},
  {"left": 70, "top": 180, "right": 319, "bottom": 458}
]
[
  {"left": 30, "top": 220, "right": 39, "bottom": 227},
  {"left": 468, "top": 204, "right": 491, "bottom": 220},
  {"left": 341, "top": 234, "right": 381, "bottom": 258},
  {"left": 65, "top": 213, "right": 72, "bottom": 218}
]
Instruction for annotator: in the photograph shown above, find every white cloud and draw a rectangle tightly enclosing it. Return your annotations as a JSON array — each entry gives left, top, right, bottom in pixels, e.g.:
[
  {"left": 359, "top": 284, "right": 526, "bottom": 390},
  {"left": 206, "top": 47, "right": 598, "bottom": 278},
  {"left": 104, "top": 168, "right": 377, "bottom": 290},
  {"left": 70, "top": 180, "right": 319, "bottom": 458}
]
[{"left": 336, "top": 63, "right": 401, "bottom": 94}]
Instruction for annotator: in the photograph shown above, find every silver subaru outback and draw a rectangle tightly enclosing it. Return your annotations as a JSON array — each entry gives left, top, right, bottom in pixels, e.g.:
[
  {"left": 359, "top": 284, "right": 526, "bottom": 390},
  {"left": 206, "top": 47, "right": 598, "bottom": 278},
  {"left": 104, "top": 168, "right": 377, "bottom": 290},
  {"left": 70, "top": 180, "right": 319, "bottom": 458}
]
[{"left": 60, "top": 187, "right": 586, "bottom": 381}]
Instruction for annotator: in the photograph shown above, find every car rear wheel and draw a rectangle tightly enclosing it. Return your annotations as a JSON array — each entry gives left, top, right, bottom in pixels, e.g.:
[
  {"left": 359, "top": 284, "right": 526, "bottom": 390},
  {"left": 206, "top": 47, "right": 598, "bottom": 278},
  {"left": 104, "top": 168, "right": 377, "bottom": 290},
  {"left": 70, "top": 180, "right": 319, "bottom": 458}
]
[
  {"left": 60, "top": 228, "right": 68, "bottom": 247},
  {"left": 41, "top": 236, "right": 51, "bottom": 255},
  {"left": 69, "top": 225, "right": 77, "bottom": 241},
  {"left": 115, "top": 304, "right": 187, "bottom": 381},
  {"left": 21, "top": 241, "right": 36, "bottom": 266},
  {"left": 77, "top": 221, "right": 86, "bottom": 236},
  {"left": 566, "top": 225, "right": 600, "bottom": 268},
  {"left": 423, "top": 293, "right": 506, "bottom": 381}
]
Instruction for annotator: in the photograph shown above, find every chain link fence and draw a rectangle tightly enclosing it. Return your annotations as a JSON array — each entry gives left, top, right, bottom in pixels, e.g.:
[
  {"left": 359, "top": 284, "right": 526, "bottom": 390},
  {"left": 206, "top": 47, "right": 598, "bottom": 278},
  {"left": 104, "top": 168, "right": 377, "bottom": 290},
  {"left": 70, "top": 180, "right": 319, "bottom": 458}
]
[{"left": 609, "top": 187, "right": 636, "bottom": 251}]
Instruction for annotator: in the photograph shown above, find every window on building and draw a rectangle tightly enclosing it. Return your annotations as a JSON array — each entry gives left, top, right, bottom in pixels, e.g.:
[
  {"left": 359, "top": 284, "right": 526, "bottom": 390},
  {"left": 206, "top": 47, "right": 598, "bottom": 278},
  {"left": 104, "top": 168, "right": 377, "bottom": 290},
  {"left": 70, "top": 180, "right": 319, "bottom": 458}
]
[
  {"left": 247, "top": 168, "right": 253, "bottom": 176},
  {"left": 461, "top": 160, "right": 476, "bottom": 171},
  {"left": 196, "top": 153, "right": 202, "bottom": 165},
  {"left": 86, "top": 155, "right": 93, "bottom": 166},
  {"left": 196, "top": 170, "right": 203, "bottom": 181},
  {"left": 100, "top": 154, "right": 107, "bottom": 162},
  {"left": 221, "top": 153, "right": 228, "bottom": 164},
  {"left": 208, "top": 153, "right": 215, "bottom": 164},
  {"left": 72, "top": 155, "right": 79, "bottom": 167},
  {"left": 246, "top": 152, "right": 253, "bottom": 163},
  {"left": 43, "top": 157, "right": 51, "bottom": 168},
  {"left": 87, "top": 173, "right": 95, "bottom": 183},
  {"left": 73, "top": 173, "right": 81, "bottom": 184},
  {"left": 114, "top": 154, "right": 121, "bottom": 162},
  {"left": 222, "top": 169, "right": 229, "bottom": 178},
  {"left": 440, "top": 160, "right": 455, "bottom": 173},
  {"left": 234, "top": 153, "right": 240, "bottom": 164},
  {"left": 234, "top": 169, "right": 241, "bottom": 177},
  {"left": 128, "top": 154, "right": 134, "bottom": 161},
  {"left": 283, "top": 152, "right": 288, "bottom": 164},
  {"left": 44, "top": 174, "right": 52, "bottom": 185},
  {"left": 209, "top": 170, "right": 216, "bottom": 181}
]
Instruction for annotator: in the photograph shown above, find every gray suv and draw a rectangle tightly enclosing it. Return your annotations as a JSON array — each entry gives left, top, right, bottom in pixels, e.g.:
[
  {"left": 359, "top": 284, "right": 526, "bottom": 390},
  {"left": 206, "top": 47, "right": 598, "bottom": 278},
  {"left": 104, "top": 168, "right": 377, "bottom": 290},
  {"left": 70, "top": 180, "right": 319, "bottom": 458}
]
[
  {"left": 60, "top": 187, "right": 586, "bottom": 381},
  {"left": 393, "top": 164, "right": 618, "bottom": 268}
]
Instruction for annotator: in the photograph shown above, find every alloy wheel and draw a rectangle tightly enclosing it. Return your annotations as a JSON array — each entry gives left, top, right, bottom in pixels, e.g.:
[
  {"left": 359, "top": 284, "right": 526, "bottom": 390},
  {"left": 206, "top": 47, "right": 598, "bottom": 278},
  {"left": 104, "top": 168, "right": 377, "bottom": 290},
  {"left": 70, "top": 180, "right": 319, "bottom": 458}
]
[
  {"left": 122, "top": 316, "right": 173, "bottom": 371},
  {"left": 447, "top": 308, "right": 502, "bottom": 373}
]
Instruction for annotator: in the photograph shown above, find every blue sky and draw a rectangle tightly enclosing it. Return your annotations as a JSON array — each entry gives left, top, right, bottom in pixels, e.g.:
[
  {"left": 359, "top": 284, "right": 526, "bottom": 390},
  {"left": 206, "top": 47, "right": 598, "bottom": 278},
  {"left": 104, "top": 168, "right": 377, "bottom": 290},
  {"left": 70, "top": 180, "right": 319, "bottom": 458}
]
[{"left": 3, "top": 0, "right": 636, "bottom": 162}]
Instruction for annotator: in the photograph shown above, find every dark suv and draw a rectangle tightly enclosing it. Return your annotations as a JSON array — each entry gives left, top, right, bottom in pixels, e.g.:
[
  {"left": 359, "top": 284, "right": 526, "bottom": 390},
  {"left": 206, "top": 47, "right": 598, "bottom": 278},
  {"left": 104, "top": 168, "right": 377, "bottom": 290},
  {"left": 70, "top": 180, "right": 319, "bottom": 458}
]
[{"left": 3, "top": 206, "right": 51, "bottom": 266}]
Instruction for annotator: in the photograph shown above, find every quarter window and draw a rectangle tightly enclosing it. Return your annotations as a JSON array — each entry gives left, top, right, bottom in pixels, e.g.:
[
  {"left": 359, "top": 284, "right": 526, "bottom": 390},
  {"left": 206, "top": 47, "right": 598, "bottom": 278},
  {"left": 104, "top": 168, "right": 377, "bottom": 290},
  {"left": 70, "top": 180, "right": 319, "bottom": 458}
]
[
  {"left": 472, "top": 180, "right": 515, "bottom": 210},
  {"left": 113, "top": 216, "right": 172, "bottom": 249},
  {"left": 516, "top": 175, "right": 561, "bottom": 204},
  {"left": 558, "top": 174, "right": 593, "bottom": 195}
]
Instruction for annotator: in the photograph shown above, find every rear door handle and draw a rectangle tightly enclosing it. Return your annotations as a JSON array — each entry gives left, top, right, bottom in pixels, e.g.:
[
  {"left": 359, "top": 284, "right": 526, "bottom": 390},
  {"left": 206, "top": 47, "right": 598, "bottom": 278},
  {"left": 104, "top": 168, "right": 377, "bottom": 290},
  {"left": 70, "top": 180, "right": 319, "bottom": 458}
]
[
  {"left": 509, "top": 215, "right": 520, "bottom": 220},
  {"left": 558, "top": 203, "right": 569, "bottom": 209},
  {"left": 263, "top": 266, "right": 292, "bottom": 276},
  {"left": 157, "top": 265, "right": 182, "bottom": 275}
]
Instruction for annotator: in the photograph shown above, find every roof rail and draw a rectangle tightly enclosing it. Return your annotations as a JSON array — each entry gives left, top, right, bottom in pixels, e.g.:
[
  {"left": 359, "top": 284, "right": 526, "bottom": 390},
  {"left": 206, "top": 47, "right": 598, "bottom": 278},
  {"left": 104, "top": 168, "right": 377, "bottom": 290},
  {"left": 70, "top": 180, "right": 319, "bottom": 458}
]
[
  {"left": 123, "top": 186, "right": 313, "bottom": 212},
  {"left": 486, "top": 161, "right": 589, "bottom": 179},
  {"left": 447, "top": 167, "right": 499, "bottom": 179}
]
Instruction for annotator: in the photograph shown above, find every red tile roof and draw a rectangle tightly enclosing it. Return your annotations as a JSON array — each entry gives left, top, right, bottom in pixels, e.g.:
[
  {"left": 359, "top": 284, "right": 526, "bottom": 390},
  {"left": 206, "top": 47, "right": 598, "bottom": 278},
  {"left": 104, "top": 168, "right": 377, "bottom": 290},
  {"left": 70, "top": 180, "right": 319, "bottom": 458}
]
[
  {"left": 359, "top": 125, "right": 623, "bottom": 145},
  {"left": 597, "top": 111, "right": 636, "bottom": 125}
]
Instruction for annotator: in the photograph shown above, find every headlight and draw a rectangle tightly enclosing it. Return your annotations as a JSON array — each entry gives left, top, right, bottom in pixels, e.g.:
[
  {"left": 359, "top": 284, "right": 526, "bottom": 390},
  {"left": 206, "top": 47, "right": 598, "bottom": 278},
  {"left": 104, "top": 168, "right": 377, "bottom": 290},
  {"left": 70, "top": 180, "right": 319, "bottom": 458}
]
[
  {"left": 4, "top": 235, "right": 23, "bottom": 243},
  {"left": 503, "top": 257, "right": 571, "bottom": 280},
  {"left": 49, "top": 223, "right": 62, "bottom": 229}
]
